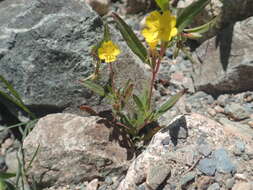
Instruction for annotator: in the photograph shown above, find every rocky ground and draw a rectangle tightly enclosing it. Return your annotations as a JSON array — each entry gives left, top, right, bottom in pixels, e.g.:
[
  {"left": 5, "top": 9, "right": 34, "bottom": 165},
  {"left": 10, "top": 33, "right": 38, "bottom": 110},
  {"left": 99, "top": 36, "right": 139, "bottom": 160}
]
[{"left": 0, "top": 0, "right": 253, "bottom": 190}]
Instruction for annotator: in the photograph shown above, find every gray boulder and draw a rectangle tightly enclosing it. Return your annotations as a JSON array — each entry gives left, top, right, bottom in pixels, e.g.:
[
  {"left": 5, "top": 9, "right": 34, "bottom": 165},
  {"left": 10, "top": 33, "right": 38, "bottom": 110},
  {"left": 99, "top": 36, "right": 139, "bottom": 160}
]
[
  {"left": 0, "top": 0, "right": 150, "bottom": 117},
  {"left": 192, "top": 17, "right": 253, "bottom": 96},
  {"left": 23, "top": 113, "right": 132, "bottom": 188}
]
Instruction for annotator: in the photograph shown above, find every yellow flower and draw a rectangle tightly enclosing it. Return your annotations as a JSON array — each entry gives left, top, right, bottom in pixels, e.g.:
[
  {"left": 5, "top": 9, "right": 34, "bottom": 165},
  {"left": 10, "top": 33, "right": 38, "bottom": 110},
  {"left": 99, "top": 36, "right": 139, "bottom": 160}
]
[
  {"left": 142, "top": 10, "right": 178, "bottom": 49},
  {"left": 98, "top": 40, "right": 121, "bottom": 63}
]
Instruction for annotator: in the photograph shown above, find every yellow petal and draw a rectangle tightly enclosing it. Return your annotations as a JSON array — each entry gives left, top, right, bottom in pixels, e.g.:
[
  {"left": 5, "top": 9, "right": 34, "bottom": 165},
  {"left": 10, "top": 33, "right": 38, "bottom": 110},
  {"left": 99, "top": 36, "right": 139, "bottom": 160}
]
[
  {"left": 170, "top": 27, "right": 178, "bottom": 37},
  {"left": 145, "top": 11, "right": 160, "bottom": 29},
  {"left": 170, "top": 16, "right": 177, "bottom": 28}
]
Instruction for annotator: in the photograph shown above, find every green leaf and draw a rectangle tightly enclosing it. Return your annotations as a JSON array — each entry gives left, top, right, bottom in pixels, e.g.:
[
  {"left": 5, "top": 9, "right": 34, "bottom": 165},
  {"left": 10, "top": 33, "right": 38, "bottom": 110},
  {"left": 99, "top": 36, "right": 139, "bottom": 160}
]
[
  {"left": 176, "top": 0, "right": 210, "bottom": 32},
  {"left": 0, "top": 179, "right": 7, "bottom": 190},
  {"left": 155, "top": 0, "right": 169, "bottom": 11},
  {"left": 154, "top": 89, "right": 187, "bottom": 119},
  {"left": 0, "top": 173, "right": 16, "bottom": 179},
  {"left": 133, "top": 94, "right": 145, "bottom": 114},
  {"left": 184, "top": 17, "right": 217, "bottom": 34},
  {"left": 26, "top": 144, "right": 40, "bottom": 172},
  {"left": 112, "top": 13, "right": 148, "bottom": 63},
  {"left": 82, "top": 80, "right": 105, "bottom": 97},
  {"left": 103, "top": 23, "right": 111, "bottom": 41},
  {"left": 0, "top": 75, "right": 36, "bottom": 119}
]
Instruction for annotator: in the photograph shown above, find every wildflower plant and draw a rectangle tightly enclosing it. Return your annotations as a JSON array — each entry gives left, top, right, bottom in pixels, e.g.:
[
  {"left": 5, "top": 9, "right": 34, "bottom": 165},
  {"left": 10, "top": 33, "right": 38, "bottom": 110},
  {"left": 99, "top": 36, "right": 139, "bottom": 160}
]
[{"left": 82, "top": 0, "right": 215, "bottom": 143}]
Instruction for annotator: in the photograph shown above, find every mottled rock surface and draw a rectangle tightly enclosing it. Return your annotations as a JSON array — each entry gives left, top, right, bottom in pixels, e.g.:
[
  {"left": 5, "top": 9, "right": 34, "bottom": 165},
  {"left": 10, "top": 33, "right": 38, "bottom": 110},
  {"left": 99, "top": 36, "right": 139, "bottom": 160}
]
[
  {"left": 117, "top": 113, "right": 253, "bottom": 190},
  {"left": 192, "top": 17, "right": 253, "bottom": 95},
  {"left": 23, "top": 113, "right": 133, "bottom": 188}
]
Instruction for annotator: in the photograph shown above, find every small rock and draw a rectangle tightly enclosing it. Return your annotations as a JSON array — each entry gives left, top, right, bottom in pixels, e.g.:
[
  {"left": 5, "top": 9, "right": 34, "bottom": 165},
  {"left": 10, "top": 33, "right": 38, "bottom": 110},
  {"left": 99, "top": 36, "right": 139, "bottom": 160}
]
[
  {"left": 180, "top": 172, "right": 195, "bottom": 187},
  {"left": 5, "top": 150, "right": 19, "bottom": 173},
  {"left": 198, "top": 144, "right": 212, "bottom": 156},
  {"left": 225, "top": 178, "right": 235, "bottom": 189},
  {"left": 232, "top": 182, "right": 253, "bottom": 190},
  {"left": 105, "top": 177, "right": 113, "bottom": 185},
  {"left": 87, "top": 179, "right": 98, "bottom": 190},
  {"left": 85, "top": 0, "right": 110, "bottom": 16},
  {"left": 234, "top": 173, "right": 248, "bottom": 181},
  {"left": 197, "top": 158, "right": 216, "bottom": 176},
  {"left": 224, "top": 103, "right": 250, "bottom": 121},
  {"left": 207, "top": 108, "right": 216, "bottom": 117},
  {"left": 248, "top": 120, "right": 253, "bottom": 128},
  {"left": 214, "top": 105, "right": 225, "bottom": 113},
  {"left": 207, "top": 183, "right": 220, "bottom": 190},
  {"left": 217, "top": 95, "right": 229, "bottom": 107},
  {"left": 196, "top": 176, "right": 214, "bottom": 190},
  {"left": 233, "top": 140, "right": 245, "bottom": 156},
  {"left": 146, "top": 162, "right": 171, "bottom": 189},
  {"left": 1, "top": 138, "right": 14, "bottom": 151},
  {"left": 213, "top": 149, "right": 236, "bottom": 174}
]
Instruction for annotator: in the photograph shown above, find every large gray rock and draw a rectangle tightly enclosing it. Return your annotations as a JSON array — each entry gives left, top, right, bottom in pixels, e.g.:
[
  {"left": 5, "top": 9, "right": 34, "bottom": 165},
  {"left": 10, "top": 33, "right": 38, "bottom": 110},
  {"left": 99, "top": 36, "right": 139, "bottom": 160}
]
[
  {"left": 0, "top": 0, "right": 150, "bottom": 117},
  {"left": 23, "top": 113, "right": 132, "bottom": 188},
  {"left": 192, "top": 17, "right": 253, "bottom": 96}
]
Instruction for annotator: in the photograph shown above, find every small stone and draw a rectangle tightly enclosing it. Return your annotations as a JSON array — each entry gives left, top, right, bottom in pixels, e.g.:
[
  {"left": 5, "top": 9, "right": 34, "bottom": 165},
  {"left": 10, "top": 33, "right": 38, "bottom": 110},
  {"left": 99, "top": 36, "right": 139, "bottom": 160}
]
[
  {"left": 248, "top": 120, "right": 253, "bottom": 128},
  {"left": 234, "top": 173, "right": 247, "bottom": 181},
  {"left": 207, "top": 183, "right": 220, "bottom": 190},
  {"left": 233, "top": 140, "right": 245, "bottom": 156},
  {"left": 232, "top": 182, "right": 253, "bottom": 190},
  {"left": 5, "top": 150, "right": 19, "bottom": 173},
  {"left": 85, "top": 0, "right": 110, "bottom": 16},
  {"left": 213, "top": 149, "right": 236, "bottom": 174},
  {"left": 146, "top": 162, "right": 171, "bottom": 189},
  {"left": 224, "top": 103, "right": 250, "bottom": 120},
  {"left": 198, "top": 144, "right": 212, "bottom": 156},
  {"left": 197, "top": 158, "right": 216, "bottom": 176},
  {"left": 87, "top": 179, "right": 98, "bottom": 190},
  {"left": 180, "top": 172, "right": 195, "bottom": 187},
  {"left": 161, "top": 137, "right": 170, "bottom": 145},
  {"left": 105, "top": 177, "right": 113, "bottom": 185},
  {"left": 196, "top": 176, "right": 214, "bottom": 190},
  {"left": 138, "top": 183, "right": 147, "bottom": 190},
  {"left": 217, "top": 95, "right": 229, "bottom": 107},
  {"left": 225, "top": 178, "right": 235, "bottom": 189},
  {"left": 207, "top": 108, "right": 216, "bottom": 116},
  {"left": 1, "top": 138, "right": 14, "bottom": 151},
  {"left": 214, "top": 105, "right": 225, "bottom": 113}
]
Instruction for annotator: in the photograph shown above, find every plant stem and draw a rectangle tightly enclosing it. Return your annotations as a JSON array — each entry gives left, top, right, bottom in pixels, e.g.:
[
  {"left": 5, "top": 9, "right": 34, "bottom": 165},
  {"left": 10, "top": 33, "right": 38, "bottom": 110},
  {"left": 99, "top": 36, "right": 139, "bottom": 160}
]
[
  {"left": 109, "top": 62, "right": 115, "bottom": 92},
  {"left": 147, "top": 43, "right": 167, "bottom": 110}
]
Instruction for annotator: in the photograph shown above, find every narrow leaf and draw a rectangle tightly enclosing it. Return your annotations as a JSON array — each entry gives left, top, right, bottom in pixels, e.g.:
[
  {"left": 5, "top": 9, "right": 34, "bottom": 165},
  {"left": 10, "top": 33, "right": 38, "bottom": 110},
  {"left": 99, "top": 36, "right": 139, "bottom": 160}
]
[
  {"left": 26, "top": 144, "right": 40, "bottom": 171},
  {"left": 176, "top": 0, "right": 210, "bottom": 32},
  {"left": 112, "top": 13, "right": 148, "bottom": 63},
  {"left": 0, "top": 75, "right": 22, "bottom": 102},
  {"left": 133, "top": 94, "right": 145, "bottom": 113},
  {"left": 103, "top": 23, "right": 111, "bottom": 41},
  {"left": 155, "top": 0, "right": 169, "bottom": 11},
  {"left": 0, "top": 172, "right": 16, "bottom": 179},
  {"left": 82, "top": 80, "right": 105, "bottom": 97},
  {"left": 0, "top": 75, "right": 36, "bottom": 119},
  {"left": 155, "top": 89, "right": 187, "bottom": 118},
  {"left": 184, "top": 17, "right": 217, "bottom": 34}
]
